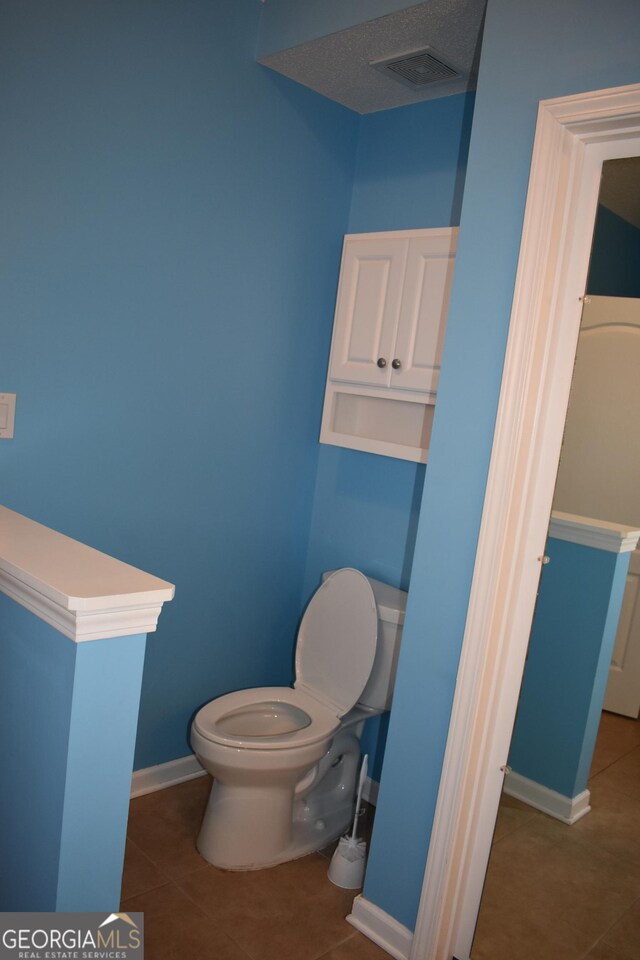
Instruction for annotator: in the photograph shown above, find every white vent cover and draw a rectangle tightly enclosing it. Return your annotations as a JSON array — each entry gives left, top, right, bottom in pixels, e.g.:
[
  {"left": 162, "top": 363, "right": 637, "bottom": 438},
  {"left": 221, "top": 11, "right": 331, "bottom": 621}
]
[{"left": 372, "top": 48, "right": 461, "bottom": 89}]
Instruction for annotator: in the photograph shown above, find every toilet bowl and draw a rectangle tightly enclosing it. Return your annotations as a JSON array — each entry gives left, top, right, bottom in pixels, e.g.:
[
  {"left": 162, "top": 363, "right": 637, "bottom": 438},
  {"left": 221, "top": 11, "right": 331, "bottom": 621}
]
[{"left": 190, "top": 567, "right": 406, "bottom": 870}]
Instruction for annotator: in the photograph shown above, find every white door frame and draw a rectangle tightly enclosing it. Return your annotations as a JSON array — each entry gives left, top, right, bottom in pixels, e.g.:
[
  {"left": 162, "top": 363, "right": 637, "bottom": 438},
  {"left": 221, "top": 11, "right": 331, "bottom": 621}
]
[{"left": 410, "top": 83, "right": 640, "bottom": 960}]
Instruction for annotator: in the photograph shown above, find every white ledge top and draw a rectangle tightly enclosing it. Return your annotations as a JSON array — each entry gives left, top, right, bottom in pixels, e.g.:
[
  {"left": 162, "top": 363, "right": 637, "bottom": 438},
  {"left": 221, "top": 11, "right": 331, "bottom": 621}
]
[
  {"left": 0, "top": 506, "right": 175, "bottom": 642},
  {"left": 549, "top": 511, "right": 640, "bottom": 553}
]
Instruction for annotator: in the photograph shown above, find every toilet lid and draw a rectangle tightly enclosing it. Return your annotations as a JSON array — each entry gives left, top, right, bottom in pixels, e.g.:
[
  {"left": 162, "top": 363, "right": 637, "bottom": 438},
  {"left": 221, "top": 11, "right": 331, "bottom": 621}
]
[{"left": 294, "top": 568, "right": 378, "bottom": 717}]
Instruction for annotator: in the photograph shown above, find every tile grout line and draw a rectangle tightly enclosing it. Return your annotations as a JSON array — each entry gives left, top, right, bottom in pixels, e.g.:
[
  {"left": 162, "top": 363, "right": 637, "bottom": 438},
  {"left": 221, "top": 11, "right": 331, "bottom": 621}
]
[
  {"left": 155, "top": 873, "right": 259, "bottom": 960},
  {"left": 591, "top": 745, "right": 640, "bottom": 776},
  {"left": 169, "top": 867, "right": 267, "bottom": 960},
  {"left": 589, "top": 730, "right": 640, "bottom": 779},
  {"left": 575, "top": 892, "right": 640, "bottom": 960},
  {"left": 120, "top": 879, "right": 173, "bottom": 908},
  {"left": 587, "top": 771, "right": 640, "bottom": 805},
  {"left": 477, "top": 807, "right": 640, "bottom": 956},
  {"left": 475, "top": 717, "right": 640, "bottom": 958},
  {"left": 312, "top": 928, "right": 360, "bottom": 960},
  {"left": 121, "top": 835, "right": 175, "bottom": 902},
  {"left": 171, "top": 866, "right": 362, "bottom": 960},
  {"left": 490, "top": 809, "right": 541, "bottom": 848}
]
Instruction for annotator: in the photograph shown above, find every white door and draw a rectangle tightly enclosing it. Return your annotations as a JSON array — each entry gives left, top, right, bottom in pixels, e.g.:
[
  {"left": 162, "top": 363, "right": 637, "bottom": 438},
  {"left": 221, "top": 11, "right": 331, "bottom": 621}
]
[
  {"left": 607, "top": 550, "right": 640, "bottom": 716},
  {"left": 390, "top": 229, "right": 457, "bottom": 395},
  {"left": 328, "top": 236, "right": 408, "bottom": 387},
  {"left": 553, "top": 295, "right": 640, "bottom": 717}
]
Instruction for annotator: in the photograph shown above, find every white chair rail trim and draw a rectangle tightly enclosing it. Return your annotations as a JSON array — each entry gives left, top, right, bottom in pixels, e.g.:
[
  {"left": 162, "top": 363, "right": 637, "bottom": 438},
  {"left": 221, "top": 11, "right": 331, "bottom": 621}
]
[
  {"left": 548, "top": 511, "right": 640, "bottom": 553},
  {"left": 0, "top": 506, "right": 174, "bottom": 642}
]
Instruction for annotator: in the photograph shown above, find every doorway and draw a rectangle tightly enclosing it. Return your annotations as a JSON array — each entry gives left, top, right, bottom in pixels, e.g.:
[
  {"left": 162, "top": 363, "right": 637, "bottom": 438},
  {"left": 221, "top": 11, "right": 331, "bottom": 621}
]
[
  {"left": 410, "top": 83, "right": 640, "bottom": 960},
  {"left": 471, "top": 154, "right": 640, "bottom": 957}
]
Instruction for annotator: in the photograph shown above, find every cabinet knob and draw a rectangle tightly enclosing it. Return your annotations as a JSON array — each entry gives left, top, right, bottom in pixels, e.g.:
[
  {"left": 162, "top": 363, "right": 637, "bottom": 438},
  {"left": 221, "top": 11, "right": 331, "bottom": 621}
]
[
  {"left": 377, "top": 357, "right": 387, "bottom": 368},
  {"left": 391, "top": 358, "right": 402, "bottom": 370}
]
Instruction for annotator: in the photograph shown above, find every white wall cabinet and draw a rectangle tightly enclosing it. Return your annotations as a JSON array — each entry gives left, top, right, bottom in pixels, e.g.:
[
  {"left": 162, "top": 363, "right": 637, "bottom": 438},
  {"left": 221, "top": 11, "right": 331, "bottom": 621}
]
[{"left": 320, "top": 227, "right": 457, "bottom": 462}]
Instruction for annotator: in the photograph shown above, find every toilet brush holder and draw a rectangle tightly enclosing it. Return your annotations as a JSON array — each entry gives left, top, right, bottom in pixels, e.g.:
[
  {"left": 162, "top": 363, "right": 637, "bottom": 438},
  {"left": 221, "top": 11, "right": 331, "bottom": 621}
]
[{"left": 328, "top": 836, "right": 367, "bottom": 889}]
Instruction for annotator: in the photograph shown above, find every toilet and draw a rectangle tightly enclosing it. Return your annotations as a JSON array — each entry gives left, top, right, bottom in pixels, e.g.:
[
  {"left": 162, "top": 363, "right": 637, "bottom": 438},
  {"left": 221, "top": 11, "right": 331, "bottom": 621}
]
[{"left": 190, "top": 567, "right": 406, "bottom": 871}]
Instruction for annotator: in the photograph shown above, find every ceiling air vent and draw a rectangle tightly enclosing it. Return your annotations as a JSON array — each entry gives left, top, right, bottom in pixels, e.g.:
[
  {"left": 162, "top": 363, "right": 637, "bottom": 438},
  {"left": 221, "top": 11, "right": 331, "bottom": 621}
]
[{"left": 371, "top": 48, "right": 461, "bottom": 89}]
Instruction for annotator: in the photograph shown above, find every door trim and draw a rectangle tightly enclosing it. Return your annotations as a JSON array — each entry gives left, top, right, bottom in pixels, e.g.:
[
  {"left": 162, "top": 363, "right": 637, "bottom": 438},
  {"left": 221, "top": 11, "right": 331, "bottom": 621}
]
[{"left": 410, "top": 83, "right": 640, "bottom": 960}]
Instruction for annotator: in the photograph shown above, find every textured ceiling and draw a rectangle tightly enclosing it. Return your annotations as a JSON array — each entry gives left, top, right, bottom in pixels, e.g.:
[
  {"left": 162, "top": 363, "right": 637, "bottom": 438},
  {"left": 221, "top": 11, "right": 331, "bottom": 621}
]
[
  {"left": 599, "top": 157, "right": 640, "bottom": 229},
  {"left": 259, "top": 0, "right": 486, "bottom": 114}
]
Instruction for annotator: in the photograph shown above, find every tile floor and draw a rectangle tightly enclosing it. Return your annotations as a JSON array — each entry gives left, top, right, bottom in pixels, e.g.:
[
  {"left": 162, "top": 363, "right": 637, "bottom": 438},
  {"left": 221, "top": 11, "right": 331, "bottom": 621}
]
[
  {"left": 121, "top": 779, "right": 388, "bottom": 960},
  {"left": 471, "top": 711, "right": 640, "bottom": 960},
  {"left": 123, "top": 711, "right": 640, "bottom": 960}
]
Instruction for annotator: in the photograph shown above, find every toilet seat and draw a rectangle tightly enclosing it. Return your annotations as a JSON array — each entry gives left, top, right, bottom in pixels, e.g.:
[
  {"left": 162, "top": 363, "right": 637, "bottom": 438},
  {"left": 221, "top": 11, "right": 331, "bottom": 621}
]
[
  {"left": 193, "top": 568, "right": 378, "bottom": 751},
  {"left": 192, "top": 686, "right": 340, "bottom": 750}
]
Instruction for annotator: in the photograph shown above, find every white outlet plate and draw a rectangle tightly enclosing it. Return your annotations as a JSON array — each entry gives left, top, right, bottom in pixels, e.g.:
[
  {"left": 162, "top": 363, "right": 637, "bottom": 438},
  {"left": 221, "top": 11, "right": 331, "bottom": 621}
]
[{"left": 0, "top": 393, "right": 16, "bottom": 439}]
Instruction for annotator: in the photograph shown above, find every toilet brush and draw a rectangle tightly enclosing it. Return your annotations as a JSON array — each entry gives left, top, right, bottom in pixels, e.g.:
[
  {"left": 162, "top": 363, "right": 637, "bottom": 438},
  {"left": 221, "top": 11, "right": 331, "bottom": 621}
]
[{"left": 328, "top": 754, "right": 368, "bottom": 889}]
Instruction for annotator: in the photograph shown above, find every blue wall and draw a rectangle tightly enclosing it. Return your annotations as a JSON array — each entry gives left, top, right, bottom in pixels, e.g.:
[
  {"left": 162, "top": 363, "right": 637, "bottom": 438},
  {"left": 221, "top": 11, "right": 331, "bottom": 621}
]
[
  {"left": 588, "top": 205, "right": 640, "bottom": 298},
  {"left": 302, "top": 93, "right": 474, "bottom": 777},
  {"left": 3, "top": 0, "right": 638, "bottom": 931},
  {"left": 303, "top": 93, "right": 474, "bottom": 603},
  {"left": 0, "top": 0, "right": 358, "bottom": 770},
  {"left": 348, "top": 94, "right": 475, "bottom": 235},
  {"left": 0, "top": 596, "right": 75, "bottom": 908},
  {"left": 364, "top": 0, "right": 640, "bottom": 932},
  {"left": 0, "top": 594, "right": 146, "bottom": 910},
  {"left": 0, "top": 2, "right": 473, "bottom": 792},
  {"left": 57, "top": 632, "right": 147, "bottom": 910},
  {"left": 509, "top": 537, "right": 631, "bottom": 799}
]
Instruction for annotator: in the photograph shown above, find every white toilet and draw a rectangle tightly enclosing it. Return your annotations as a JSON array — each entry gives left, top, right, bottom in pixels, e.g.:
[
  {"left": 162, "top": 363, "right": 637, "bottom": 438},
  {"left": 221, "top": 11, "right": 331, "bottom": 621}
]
[{"left": 190, "top": 567, "right": 406, "bottom": 870}]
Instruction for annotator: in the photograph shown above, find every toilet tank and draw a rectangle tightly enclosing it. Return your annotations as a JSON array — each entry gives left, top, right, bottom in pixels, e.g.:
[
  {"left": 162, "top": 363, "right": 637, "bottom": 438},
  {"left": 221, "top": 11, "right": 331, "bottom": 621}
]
[
  {"left": 359, "top": 575, "right": 407, "bottom": 711},
  {"left": 322, "top": 571, "right": 407, "bottom": 712}
]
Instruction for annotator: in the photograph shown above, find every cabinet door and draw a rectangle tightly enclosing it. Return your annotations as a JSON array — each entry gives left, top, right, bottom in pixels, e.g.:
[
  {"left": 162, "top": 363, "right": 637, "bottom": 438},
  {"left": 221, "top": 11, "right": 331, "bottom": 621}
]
[
  {"left": 390, "top": 231, "right": 457, "bottom": 395},
  {"left": 329, "top": 236, "right": 409, "bottom": 387}
]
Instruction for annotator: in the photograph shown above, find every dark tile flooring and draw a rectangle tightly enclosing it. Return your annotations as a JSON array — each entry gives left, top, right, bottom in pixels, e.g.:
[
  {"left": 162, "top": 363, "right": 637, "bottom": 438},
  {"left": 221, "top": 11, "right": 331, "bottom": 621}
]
[
  {"left": 122, "top": 779, "right": 387, "bottom": 960},
  {"left": 472, "top": 711, "right": 640, "bottom": 960},
  {"left": 123, "top": 712, "right": 640, "bottom": 959}
]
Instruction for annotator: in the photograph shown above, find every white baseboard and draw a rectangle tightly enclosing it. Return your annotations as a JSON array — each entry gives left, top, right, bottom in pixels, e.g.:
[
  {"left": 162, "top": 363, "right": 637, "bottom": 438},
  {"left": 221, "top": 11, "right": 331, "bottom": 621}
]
[
  {"left": 131, "top": 754, "right": 207, "bottom": 798},
  {"left": 347, "top": 894, "right": 413, "bottom": 960},
  {"left": 504, "top": 771, "right": 591, "bottom": 825}
]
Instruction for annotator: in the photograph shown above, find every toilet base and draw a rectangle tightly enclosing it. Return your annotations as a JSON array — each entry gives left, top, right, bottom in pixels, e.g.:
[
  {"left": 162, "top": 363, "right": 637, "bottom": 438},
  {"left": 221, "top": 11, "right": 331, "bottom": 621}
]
[
  {"left": 194, "top": 719, "right": 372, "bottom": 872},
  {"left": 198, "top": 794, "right": 354, "bottom": 872},
  {"left": 196, "top": 733, "right": 363, "bottom": 871},
  {"left": 287, "top": 796, "right": 355, "bottom": 867}
]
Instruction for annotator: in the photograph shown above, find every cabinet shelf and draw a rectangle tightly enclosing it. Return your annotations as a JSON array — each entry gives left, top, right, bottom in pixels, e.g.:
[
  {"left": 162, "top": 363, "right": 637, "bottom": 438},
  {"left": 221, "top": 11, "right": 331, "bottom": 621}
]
[{"left": 323, "top": 384, "right": 434, "bottom": 463}]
